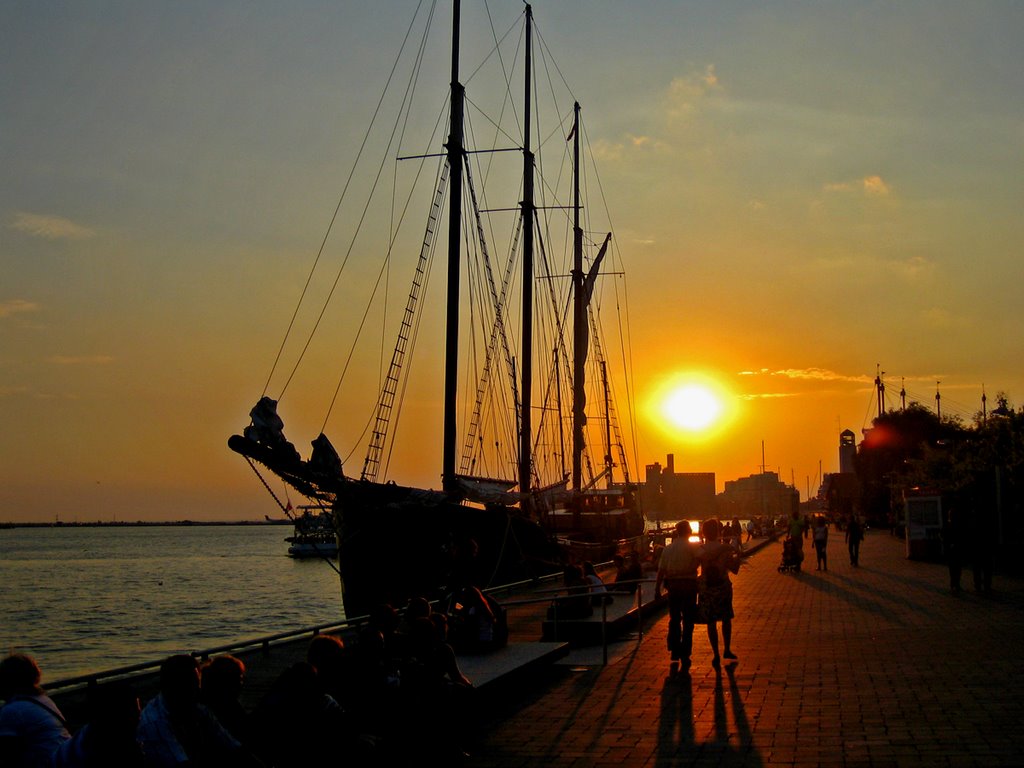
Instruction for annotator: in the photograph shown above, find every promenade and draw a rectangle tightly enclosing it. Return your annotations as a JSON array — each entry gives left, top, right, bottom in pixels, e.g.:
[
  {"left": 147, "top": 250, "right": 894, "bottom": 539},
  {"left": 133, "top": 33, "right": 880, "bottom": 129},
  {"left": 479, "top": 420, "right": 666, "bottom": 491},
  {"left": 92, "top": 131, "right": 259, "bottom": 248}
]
[{"left": 467, "top": 530, "right": 1024, "bottom": 767}]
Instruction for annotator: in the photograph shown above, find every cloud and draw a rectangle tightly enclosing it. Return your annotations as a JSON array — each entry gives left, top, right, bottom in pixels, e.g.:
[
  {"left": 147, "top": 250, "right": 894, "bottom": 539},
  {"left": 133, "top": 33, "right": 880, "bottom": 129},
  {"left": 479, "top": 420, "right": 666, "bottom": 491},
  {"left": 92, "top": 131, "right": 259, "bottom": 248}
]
[
  {"left": 664, "top": 65, "right": 722, "bottom": 124},
  {"left": 887, "top": 255, "right": 932, "bottom": 279},
  {"left": 0, "top": 299, "right": 39, "bottom": 319},
  {"left": 823, "top": 175, "right": 893, "bottom": 197},
  {"left": 739, "top": 392, "right": 797, "bottom": 400},
  {"left": 740, "top": 367, "right": 871, "bottom": 384},
  {"left": 862, "top": 175, "right": 891, "bottom": 196},
  {"left": 47, "top": 355, "right": 115, "bottom": 365},
  {"left": 11, "top": 212, "right": 95, "bottom": 240}
]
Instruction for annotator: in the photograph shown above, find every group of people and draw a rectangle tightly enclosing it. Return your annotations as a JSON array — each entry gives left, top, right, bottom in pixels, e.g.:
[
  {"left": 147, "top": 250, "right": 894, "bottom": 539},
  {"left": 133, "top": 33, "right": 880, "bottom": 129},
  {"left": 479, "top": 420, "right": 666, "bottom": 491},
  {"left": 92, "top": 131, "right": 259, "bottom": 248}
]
[
  {"left": 784, "top": 510, "right": 865, "bottom": 572},
  {"left": 654, "top": 518, "right": 743, "bottom": 671},
  {"left": 0, "top": 596, "right": 478, "bottom": 767}
]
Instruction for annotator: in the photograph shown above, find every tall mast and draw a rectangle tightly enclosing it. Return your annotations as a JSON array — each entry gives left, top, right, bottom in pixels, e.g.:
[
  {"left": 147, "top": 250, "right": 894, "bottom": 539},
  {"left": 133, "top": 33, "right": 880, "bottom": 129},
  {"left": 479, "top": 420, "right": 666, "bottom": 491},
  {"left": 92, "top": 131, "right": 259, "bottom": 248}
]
[
  {"left": 442, "top": 0, "right": 464, "bottom": 492},
  {"left": 571, "top": 101, "right": 584, "bottom": 493},
  {"left": 518, "top": 4, "right": 535, "bottom": 507}
]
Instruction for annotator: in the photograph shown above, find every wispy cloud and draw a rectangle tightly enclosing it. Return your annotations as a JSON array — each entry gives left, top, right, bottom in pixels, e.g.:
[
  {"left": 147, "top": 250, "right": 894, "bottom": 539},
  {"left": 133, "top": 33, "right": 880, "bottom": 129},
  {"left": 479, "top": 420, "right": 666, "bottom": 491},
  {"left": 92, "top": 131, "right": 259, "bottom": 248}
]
[
  {"left": 47, "top": 355, "right": 114, "bottom": 365},
  {"left": 739, "top": 367, "right": 871, "bottom": 384},
  {"left": 887, "top": 255, "right": 932, "bottom": 280},
  {"left": 824, "top": 175, "right": 893, "bottom": 197},
  {"left": 0, "top": 299, "right": 39, "bottom": 319},
  {"left": 739, "top": 392, "right": 797, "bottom": 400},
  {"left": 11, "top": 212, "right": 95, "bottom": 240},
  {"left": 665, "top": 65, "right": 722, "bottom": 124}
]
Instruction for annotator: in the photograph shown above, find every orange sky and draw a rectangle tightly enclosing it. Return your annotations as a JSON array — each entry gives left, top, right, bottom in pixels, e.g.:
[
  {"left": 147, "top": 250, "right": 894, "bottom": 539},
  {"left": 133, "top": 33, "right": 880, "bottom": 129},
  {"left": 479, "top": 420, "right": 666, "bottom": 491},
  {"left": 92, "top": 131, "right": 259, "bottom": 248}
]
[{"left": 2, "top": 2, "right": 1022, "bottom": 522}]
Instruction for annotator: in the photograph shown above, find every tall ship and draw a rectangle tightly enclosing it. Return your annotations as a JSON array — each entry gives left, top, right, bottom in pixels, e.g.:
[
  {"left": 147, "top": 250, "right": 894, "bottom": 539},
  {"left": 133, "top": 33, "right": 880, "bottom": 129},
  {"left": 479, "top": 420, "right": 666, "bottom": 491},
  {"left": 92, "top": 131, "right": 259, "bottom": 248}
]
[{"left": 229, "top": 1, "right": 645, "bottom": 618}]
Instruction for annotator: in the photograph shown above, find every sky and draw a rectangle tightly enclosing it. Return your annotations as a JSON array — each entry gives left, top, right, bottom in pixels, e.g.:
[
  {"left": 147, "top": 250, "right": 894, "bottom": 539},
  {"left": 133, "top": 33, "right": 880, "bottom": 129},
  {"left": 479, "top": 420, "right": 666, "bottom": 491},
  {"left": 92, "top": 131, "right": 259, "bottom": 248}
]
[{"left": 2, "top": 1, "right": 1022, "bottom": 522}]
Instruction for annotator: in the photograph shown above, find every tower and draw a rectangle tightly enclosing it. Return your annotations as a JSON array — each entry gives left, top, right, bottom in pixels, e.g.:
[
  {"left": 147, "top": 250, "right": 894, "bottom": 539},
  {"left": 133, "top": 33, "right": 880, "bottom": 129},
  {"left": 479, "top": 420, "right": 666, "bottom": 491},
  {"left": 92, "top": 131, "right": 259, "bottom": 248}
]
[{"left": 839, "top": 429, "right": 856, "bottom": 474}]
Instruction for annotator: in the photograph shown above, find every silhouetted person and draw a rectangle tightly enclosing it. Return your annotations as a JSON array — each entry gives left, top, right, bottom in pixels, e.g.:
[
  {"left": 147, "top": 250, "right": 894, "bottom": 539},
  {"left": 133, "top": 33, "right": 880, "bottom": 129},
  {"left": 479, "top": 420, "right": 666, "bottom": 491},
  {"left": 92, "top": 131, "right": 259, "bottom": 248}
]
[
  {"left": 549, "top": 565, "right": 592, "bottom": 620},
  {"left": 248, "top": 662, "right": 346, "bottom": 768},
  {"left": 845, "top": 514, "right": 864, "bottom": 567},
  {"left": 54, "top": 681, "right": 143, "bottom": 768},
  {"left": 0, "top": 652, "right": 71, "bottom": 767},
  {"left": 700, "top": 519, "right": 742, "bottom": 670},
  {"left": 137, "top": 654, "right": 251, "bottom": 767},
  {"left": 655, "top": 520, "right": 701, "bottom": 670},
  {"left": 582, "top": 561, "right": 612, "bottom": 606},
  {"left": 346, "top": 626, "right": 399, "bottom": 751},
  {"left": 942, "top": 508, "right": 963, "bottom": 594},
  {"left": 610, "top": 553, "right": 642, "bottom": 593},
  {"left": 787, "top": 509, "right": 805, "bottom": 566},
  {"left": 200, "top": 655, "right": 248, "bottom": 745},
  {"left": 812, "top": 515, "right": 829, "bottom": 571},
  {"left": 398, "top": 617, "right": 473, "bottom": 760},
  {"left": 970, "top": 509, "right": 994, "bottom": 595}
]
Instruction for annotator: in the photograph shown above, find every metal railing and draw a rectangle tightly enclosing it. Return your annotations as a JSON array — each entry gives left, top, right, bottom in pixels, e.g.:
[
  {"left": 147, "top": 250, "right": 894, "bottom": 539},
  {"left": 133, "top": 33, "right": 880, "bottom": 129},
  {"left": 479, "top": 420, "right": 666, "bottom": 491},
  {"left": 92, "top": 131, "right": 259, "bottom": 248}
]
[{"left": 46, "top": 566, "right": 660, "bottom": 691}]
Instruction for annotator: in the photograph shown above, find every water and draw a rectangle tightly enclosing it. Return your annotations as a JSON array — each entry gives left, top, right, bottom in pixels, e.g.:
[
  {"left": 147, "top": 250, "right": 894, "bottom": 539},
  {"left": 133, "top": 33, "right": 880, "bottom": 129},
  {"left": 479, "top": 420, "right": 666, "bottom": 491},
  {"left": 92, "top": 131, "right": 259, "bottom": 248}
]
[{"left": 0, "top": 525, "right": 344, "bottom": 683}]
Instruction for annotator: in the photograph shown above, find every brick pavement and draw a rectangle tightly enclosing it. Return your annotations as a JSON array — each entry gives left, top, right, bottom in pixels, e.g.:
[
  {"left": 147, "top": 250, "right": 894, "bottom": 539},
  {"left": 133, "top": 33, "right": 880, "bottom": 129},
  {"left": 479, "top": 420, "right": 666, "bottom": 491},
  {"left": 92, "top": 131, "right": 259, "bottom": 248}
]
[{"left": 467, "top": 530, "right": 1024, "bottom": 767}]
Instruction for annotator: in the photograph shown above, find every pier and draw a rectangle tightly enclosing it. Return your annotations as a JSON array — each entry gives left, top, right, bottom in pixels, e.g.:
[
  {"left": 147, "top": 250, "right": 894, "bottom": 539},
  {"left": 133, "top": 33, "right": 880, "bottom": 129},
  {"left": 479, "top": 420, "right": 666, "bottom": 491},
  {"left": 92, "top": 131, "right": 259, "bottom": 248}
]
[
  {"left": 47, "top": 530, "right": 1023, "bottom": 766},
  {"left": 468, "top": 531, "right": 1024, "bottom": 767}
]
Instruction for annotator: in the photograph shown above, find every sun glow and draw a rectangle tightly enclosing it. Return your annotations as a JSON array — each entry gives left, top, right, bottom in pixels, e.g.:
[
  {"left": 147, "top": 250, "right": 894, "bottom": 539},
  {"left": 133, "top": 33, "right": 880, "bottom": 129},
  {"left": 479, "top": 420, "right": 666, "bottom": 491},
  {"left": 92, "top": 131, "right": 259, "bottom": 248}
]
[
  {"left": 649, "top": 372, "right": 737, "bottom": 442},
  {"left": 665, "top": 385, "right": 722, "bottom": 430}
]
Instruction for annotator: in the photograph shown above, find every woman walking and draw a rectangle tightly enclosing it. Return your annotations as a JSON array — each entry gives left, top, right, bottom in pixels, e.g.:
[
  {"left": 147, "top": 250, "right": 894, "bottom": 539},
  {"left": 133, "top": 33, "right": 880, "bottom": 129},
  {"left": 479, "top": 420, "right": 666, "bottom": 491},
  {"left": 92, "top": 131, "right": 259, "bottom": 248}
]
[
  {"left": 813, "top": 515, "right": 829, "bottom": 571},
  {"left": 699, "top": 519, "right": 742, "bottom": 669}
]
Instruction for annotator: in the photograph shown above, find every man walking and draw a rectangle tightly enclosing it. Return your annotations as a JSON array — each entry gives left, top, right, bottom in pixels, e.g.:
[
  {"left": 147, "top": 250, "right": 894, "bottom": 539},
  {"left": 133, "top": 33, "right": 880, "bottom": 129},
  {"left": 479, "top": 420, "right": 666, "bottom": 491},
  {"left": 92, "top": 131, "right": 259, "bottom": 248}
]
[{"left": 655, "top": 520, "right": 701, "bottom": 670}]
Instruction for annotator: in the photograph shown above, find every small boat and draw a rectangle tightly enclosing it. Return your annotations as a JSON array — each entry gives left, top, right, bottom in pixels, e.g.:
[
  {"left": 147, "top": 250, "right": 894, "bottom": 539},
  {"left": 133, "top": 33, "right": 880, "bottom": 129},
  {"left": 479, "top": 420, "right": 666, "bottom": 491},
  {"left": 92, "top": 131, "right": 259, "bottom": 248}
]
[
  {"left": 285, "top": 507, "right": 338, "bottom": 559},
  {"left": 229, "top": 2, "right": 645, "bottom": 617}
]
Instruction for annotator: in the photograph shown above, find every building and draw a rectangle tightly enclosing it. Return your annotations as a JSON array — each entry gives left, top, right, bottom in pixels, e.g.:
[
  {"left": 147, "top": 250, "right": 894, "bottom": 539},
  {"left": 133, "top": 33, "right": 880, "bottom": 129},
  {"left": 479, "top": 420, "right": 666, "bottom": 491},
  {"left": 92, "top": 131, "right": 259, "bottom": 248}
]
[
  {"left": 717, "top": 471, "right": 799, "bottom": 522},
  {"left": 839, "top": 429, "right": 856, "bottom": 474},
  {"left": 822, "top": 428, "right": 862, "bottom": 519},
  {"left": 641, "top": 454, "right": 716, "bottom": 524}
]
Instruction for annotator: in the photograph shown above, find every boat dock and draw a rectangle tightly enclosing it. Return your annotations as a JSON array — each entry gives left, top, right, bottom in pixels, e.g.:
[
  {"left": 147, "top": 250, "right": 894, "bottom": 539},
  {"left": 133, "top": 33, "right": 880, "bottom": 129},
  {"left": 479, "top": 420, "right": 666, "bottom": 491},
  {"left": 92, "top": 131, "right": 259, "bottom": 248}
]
[{"left": 47, "top": 531, "right": 1024, "bottom": 765}]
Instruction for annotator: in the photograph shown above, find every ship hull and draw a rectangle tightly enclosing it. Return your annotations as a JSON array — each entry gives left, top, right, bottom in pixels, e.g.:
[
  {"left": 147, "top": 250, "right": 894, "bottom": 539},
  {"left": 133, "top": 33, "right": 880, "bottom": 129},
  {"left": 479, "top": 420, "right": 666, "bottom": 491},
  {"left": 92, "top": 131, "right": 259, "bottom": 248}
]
[{"left": 332, "top": 481, "right": 560, "bottom": 618}]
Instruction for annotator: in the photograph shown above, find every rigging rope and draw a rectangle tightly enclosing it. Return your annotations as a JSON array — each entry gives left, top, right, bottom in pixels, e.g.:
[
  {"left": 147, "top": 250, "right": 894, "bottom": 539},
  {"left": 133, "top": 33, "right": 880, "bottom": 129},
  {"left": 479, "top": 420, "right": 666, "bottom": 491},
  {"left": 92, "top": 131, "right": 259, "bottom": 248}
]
[
  {"left": 243, "top": 457, "right": 341, "bottom": 576},
  {"left": 262, "top": 1, "right": 430, "bottom": 402}
]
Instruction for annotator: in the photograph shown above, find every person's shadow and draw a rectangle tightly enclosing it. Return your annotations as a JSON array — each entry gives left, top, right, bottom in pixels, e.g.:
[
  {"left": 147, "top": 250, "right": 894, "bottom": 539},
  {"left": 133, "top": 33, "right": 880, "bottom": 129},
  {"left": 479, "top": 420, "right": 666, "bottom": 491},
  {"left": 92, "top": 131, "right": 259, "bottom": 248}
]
[{"left": 657, "top": 663, "right": 763, "bottom": 766}]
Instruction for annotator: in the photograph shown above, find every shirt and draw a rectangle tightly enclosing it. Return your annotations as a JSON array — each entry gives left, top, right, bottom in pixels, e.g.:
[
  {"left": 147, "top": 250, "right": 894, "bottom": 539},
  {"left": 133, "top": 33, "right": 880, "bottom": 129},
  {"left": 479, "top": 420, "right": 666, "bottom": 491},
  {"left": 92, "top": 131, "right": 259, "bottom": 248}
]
[
  {"left": 657, "top": 539, "right": 700, "bottom": 579},
  {"left": 0, "top": 694, "right": 71, "bottom": 768}
]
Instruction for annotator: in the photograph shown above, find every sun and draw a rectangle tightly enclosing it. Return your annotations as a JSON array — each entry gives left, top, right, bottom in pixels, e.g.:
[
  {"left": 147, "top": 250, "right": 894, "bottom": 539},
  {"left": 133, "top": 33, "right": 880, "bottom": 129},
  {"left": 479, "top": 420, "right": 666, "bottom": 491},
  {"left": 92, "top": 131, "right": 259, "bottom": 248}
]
[
  {"left": 648, "top": 371, "right": 736, "bottom": 442},
  {"left": 665, "top": 385, "right": 722, "bottom": 431}
]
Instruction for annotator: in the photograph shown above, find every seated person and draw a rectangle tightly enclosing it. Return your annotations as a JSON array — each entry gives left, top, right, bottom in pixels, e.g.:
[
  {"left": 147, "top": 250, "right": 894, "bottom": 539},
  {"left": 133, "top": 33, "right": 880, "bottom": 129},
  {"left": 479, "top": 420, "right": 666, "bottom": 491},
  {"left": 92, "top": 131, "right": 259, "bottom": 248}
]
[
  {"left": 582, "top": 561, "right": 613, "bottom": 606},
  {"left": 548, "top": 565, "right": 593, "bottom": 620},
  {"left": 0, "top": 653, "right": 71, "bottom": 768},
  {"left": 610, "top": 553, "right": 643, "bottom": 592},
  {"left": 137, "top": 654, "right": 255, "bottom": 767}
]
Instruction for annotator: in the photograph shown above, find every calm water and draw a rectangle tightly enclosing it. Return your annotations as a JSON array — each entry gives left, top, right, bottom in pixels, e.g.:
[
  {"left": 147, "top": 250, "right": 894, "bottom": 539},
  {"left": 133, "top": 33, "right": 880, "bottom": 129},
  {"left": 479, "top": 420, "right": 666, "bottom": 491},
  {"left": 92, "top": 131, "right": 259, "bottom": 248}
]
[{"left": 0, "top": 525, "right": 344, "bottom": 683}]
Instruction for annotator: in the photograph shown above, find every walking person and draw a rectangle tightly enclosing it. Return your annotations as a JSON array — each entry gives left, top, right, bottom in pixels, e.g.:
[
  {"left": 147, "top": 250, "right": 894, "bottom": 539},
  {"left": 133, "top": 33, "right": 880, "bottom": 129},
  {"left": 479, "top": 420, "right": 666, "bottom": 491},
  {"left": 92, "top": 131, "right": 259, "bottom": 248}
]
[
  {"left": 942, "top": 507, "right": 963, "bottom": 594},
  {"left": 654, "top": 520, "right": 701, "bottom": 670},
  {"left": 812, "top": 515, "right": 829, "bottom": 571},
  {"left": 699, "top": 519, "right": 742, "bottom": 670},
  {"left": 845, "top": 514, "right": 864, "bottom": 566}
]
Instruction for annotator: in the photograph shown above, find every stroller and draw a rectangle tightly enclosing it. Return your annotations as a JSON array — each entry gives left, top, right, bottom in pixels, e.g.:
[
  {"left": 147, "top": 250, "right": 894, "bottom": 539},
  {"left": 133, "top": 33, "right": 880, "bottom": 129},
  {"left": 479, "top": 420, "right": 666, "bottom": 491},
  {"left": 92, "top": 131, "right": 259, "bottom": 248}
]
[{"left": 778, "top": 536, "right": 804, "bottom": 573}]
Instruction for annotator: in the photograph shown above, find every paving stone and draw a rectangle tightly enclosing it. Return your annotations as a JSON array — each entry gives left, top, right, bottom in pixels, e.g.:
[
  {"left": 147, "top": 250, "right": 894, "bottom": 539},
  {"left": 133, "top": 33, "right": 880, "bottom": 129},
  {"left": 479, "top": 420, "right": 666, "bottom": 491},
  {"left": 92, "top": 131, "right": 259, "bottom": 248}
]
[{"left": 467, "top": 531, "right": 1024, "bottom": 767}]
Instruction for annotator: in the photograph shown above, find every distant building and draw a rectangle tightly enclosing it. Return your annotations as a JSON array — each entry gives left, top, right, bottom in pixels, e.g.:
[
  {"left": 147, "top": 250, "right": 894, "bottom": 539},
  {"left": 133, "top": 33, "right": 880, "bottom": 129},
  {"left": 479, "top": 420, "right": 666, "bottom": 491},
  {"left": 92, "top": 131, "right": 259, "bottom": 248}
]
[
  {"left": 822, "top": 428, "right": 862, "bottom": 519},
  {"left": 717, "top": 471, "right": 799, "bottom": 522},
  {"left": 641, "top": 454, "right": 716, "bottom": 524},
  {"left": 839, "top": 429, "right": 856, "bottom": 474}
]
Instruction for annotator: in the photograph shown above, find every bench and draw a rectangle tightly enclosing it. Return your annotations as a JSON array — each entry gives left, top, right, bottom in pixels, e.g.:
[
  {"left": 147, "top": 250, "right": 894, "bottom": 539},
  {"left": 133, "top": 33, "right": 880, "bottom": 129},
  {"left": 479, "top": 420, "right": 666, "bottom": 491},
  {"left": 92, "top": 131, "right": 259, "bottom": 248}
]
[{"left": 540, "top": 579, "right": 666, "bottom": 646}]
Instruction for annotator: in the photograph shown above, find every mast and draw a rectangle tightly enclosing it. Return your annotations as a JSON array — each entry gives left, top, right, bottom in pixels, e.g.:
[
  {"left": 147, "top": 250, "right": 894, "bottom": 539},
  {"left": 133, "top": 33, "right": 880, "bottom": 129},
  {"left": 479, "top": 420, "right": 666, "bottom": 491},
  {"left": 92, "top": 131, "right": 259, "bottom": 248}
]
[
  {"left": 518, "top": 4, "right": 535, "bottom": 507},
  {"left": 442, "top": 0, "right": 464, "bottom": 492},
  {"left": 571, "top": 100, "right": 584, "bottom": 494}
]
